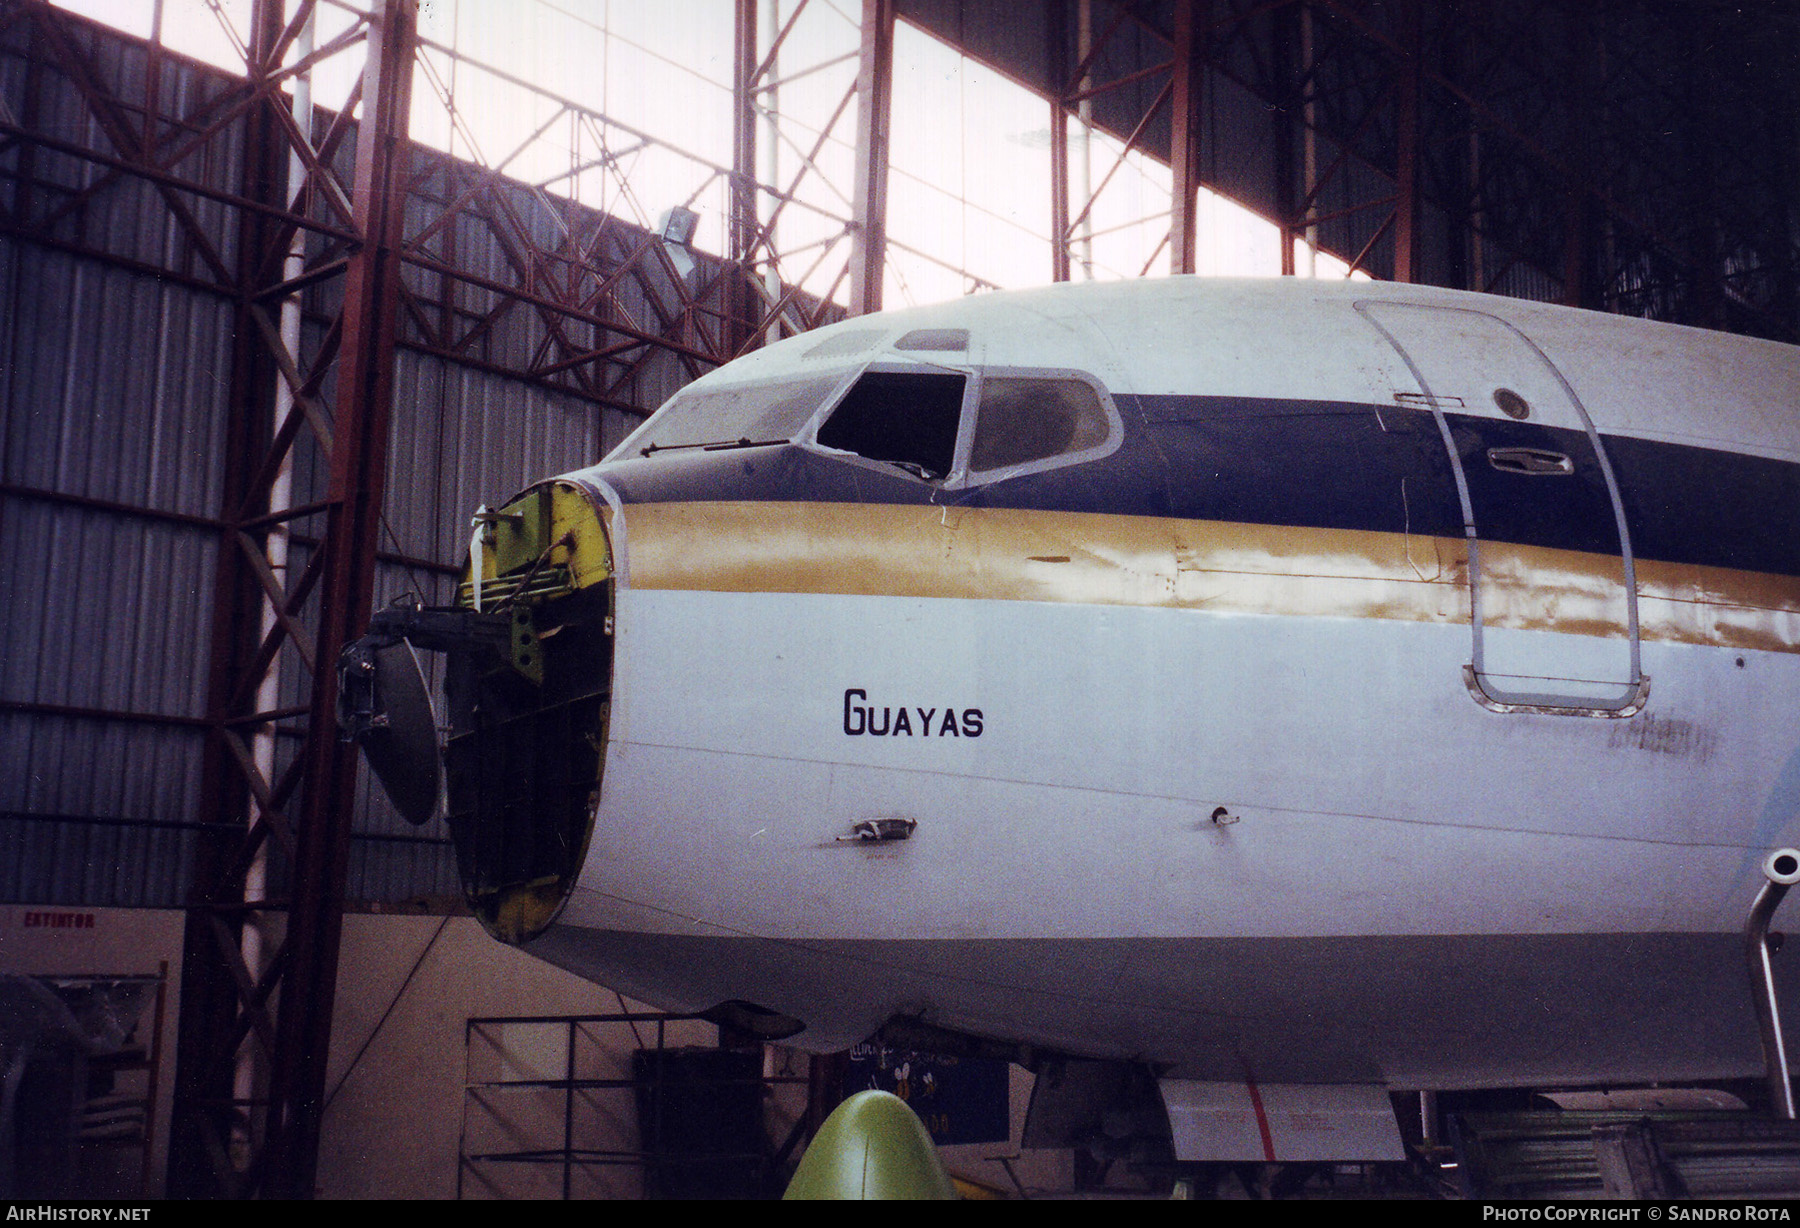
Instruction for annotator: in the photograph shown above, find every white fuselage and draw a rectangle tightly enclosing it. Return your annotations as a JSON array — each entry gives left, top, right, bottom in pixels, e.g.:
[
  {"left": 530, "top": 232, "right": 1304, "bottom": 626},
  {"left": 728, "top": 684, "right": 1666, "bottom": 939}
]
[{"left": 512, "top": 278, "right": 1800, "bottom": 1090}]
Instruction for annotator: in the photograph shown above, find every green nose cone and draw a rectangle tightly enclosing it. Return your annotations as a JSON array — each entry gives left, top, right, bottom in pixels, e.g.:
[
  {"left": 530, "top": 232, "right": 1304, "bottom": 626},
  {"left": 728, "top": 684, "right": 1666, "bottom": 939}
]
[{"left": 783, "top": 1091, "right": 957, "bottom": 1200}]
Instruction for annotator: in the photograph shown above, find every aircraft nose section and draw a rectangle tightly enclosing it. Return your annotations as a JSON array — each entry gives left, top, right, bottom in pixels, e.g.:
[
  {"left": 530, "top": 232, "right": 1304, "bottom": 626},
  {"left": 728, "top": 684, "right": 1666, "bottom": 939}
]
[{"left": 439, "top": 478, "right": 617, "bottom": 943}]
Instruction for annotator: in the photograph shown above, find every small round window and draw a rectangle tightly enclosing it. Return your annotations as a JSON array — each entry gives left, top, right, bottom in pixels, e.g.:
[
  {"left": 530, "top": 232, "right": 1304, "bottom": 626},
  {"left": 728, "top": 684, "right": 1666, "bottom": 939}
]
[{"left": 1494, "top": 388, "right": 1530, "bottom": 420}]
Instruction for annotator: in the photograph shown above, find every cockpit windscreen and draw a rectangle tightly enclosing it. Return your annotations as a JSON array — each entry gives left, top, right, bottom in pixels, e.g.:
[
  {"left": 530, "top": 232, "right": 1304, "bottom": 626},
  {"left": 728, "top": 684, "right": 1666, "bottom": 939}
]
[{"left": 622, "top": 372, "right": 846, "bottom": 457}]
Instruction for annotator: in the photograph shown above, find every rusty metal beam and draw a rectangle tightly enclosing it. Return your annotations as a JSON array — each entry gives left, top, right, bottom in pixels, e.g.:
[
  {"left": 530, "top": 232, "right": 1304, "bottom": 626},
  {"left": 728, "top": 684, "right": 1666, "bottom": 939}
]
[
  {"left": 260, "top": 0, "right": 416, "bottom": 1197},
  {"left": 848, "top": 0, "right": 892, "bottom": 315},
  {"left": 730, "top": 0, "right": 761, "bottom": 351},
  {"left": 21, "top": 4, "right": 234, "bottom": 282},
  {"left": 170, "top": 0, "right": 290, "bottom": 1195}
]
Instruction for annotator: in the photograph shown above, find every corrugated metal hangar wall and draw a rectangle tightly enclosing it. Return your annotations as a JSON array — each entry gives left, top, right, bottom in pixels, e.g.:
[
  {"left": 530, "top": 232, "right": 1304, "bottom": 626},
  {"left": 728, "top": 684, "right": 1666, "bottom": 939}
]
[
  {"left": 2, "top": 8, "right": 714, "bottom": 911},
  {"left": 2, "top": 0, "right": 1796, "bottom": 1200}
]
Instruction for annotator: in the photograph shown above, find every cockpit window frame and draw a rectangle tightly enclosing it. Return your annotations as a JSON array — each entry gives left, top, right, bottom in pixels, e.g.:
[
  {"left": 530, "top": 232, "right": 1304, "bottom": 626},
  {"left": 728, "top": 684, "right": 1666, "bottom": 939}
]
[
  {"left": 608, "top": 364, "right": 865, "bottom": 462},
  {"left": 800, "top": 358, "right": 980, "bottom": 485},
  {"left": 614, "top": 351, "right": 1124, "bottom": 492},
  {"left": 948, "top": 365, "right": 1124, "bottom": 490},
  {"left": 800, "top": 360, "right": 1123, "bottom": 490}
]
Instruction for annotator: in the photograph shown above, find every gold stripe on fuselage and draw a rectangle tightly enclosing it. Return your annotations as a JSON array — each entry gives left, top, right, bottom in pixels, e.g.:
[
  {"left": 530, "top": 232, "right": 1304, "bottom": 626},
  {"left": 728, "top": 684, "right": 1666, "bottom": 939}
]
[{"left": 621, "top": 501, "right": 1800, "bottom": 654}]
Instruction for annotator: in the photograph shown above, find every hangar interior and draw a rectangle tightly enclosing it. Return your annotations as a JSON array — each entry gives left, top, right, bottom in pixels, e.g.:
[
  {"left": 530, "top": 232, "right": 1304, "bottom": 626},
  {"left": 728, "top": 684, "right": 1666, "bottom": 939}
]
[{"left": 1, "top": 0, "right": 1796, "bottom": 1200}]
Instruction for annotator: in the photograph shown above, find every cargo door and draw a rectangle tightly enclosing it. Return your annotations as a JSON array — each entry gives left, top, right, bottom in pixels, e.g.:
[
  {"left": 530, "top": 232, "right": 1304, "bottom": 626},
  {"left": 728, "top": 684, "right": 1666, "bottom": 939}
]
[{"left": 1356, "top": 301, "right": 1645, "bottom": 715}]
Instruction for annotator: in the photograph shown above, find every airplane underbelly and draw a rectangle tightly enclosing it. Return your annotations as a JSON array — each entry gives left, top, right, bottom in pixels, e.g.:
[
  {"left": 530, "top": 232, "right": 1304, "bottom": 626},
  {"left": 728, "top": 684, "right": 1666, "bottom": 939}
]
[{"left": 527, "top": 924, "right": 1788, "bottom": 1087}]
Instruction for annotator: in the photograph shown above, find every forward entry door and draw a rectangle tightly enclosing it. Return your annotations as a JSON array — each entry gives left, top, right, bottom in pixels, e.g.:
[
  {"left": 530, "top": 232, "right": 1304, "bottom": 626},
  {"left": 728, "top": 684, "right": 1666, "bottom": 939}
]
[{"left": 1357, "top": 302, "right": 1646, "bottom": 715}]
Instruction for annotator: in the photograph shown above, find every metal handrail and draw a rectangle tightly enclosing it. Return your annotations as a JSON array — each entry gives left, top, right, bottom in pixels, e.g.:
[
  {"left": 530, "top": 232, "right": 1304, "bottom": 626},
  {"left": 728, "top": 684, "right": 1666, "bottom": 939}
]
[{"left": 1745, "top": 848, "right": 1800, "bottom": 1119}]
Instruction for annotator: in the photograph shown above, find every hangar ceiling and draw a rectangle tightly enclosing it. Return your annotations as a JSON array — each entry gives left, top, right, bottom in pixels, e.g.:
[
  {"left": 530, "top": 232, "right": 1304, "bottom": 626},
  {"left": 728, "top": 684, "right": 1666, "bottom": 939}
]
[
  {"left": 901, "top": 0, "right": 1800, "bottom": 340},
  {"left": 2, "top": 0, "right": 1796, "bottom": 1199}
]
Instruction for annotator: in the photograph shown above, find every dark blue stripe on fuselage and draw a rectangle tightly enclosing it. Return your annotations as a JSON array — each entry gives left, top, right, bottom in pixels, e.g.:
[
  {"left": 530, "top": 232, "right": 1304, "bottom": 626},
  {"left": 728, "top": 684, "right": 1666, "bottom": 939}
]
[{"left": 592, "top": 394, "right": 1800, "bottom": 578}]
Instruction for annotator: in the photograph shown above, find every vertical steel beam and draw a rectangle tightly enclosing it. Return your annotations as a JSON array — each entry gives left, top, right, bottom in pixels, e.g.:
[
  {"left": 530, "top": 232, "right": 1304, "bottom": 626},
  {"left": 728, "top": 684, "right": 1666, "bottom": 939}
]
[
  {"left": 261, "top": 0, "right": 416, "bottom": 1198},
  {"left": 1440, "top": 1, "right": 1476, "bottom": 292},
  {"left": 1169, "top": 0, "right": 1202, "bottom": 275},
  {"left": 806, "top": 1052, "right": 850, "bottom": 1141},
  {"left": 848, "top": 0, "right": 893, "bottom": 316},
  {"left": 1048, "top": 0, "right": 1071, "bottom": 283},
  {"left": 756, "top": 0, "right": 782, "bottom": 344},
  {"left": 1392, "top": 0, "right": 1421, "bottom": 284},
  {"left": 1559, "top": 3, "right": 1595, "bottom": 309},
  {"left": 1778, "top": 86, "right": 1800, "bottom": 336},
  {"left": 1271, "top": 0, "right": 1297, "bottom": 277},
  {"left": 169, "top": 0, "right": 287, "bottom": 1196},
  {"left": 730, "top": 0, "right": 759, "bottom": 351},
  {"left": 1559, "top": 192, "right": 1590, "bottom": 309}
]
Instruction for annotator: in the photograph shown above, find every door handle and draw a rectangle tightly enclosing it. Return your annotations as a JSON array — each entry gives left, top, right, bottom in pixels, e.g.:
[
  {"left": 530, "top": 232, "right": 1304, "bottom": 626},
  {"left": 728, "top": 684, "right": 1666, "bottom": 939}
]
[{"left": 1487, "top": 446, "right": 1574, "bottom": 476}]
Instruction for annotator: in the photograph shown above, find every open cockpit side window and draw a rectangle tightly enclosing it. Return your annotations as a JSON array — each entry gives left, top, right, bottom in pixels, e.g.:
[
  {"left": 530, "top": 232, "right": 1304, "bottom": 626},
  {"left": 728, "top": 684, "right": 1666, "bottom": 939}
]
[{"left": 814, "top": 369, "right": 967, "bottom": 479}]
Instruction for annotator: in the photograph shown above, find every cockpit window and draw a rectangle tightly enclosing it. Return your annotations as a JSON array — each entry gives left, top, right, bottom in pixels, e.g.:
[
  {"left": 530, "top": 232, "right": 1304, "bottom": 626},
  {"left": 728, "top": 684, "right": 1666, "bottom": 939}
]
[
  {"left": 815, "top": 370, "right": 965, "bottom": 479},
  {"left": 624, "top": 372, "right": 844, "bottom": 457},
  {"left": 969, "top": 376, "right": 1112, "bottom": 473}
]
